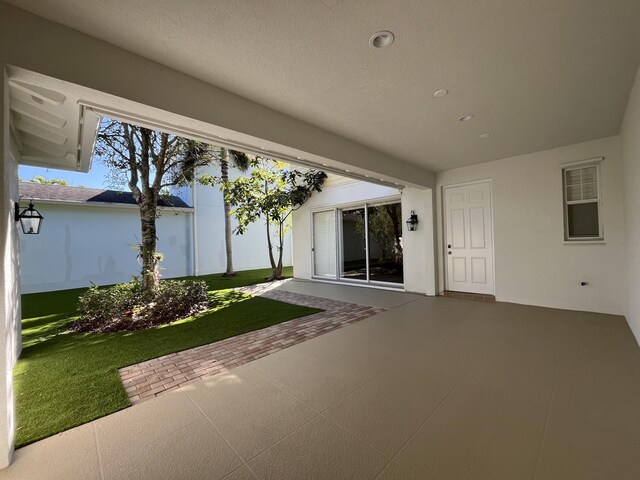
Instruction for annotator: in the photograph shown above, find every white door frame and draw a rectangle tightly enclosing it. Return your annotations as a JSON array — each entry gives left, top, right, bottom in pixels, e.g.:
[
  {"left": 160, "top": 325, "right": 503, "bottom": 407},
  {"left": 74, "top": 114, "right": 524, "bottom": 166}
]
[{"left": 442, "top": 178, "right": 496, "bottom": 295}]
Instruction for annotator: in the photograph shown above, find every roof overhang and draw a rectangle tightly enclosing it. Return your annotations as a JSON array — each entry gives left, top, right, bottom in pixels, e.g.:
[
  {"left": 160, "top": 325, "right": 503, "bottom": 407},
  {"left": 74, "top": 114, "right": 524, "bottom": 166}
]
[{"left": 8, "top": 75, "right": 100, "bottom": 172}]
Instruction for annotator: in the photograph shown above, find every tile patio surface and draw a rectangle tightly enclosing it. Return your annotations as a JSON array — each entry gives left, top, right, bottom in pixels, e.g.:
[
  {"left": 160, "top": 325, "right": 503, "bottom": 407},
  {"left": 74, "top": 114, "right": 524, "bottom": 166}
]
[{"left": 3, "top": 280, "right": 640, "bottom": 479}]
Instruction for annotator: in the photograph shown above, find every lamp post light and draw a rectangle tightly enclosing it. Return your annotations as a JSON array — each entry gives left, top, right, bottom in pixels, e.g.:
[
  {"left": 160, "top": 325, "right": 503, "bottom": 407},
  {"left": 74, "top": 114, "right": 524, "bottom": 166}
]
[
  {"left": 15, "top": 200, "right": 44, "bottom": 234},
  {"left": 406, "top": 210, "right": 419, "bottom": 232}
]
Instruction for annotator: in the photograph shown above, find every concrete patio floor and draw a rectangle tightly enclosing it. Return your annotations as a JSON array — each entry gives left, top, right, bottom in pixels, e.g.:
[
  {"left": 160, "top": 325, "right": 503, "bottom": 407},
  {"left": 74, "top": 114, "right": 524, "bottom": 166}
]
[{"left": 2, "top": 282, "right": 640, "bottom": 479}]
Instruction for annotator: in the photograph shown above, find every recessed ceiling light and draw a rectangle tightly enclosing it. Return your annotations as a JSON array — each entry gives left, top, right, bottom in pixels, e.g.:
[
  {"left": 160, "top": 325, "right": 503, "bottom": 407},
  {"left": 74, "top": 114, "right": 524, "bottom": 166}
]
[
  {"left": 296, "top": 156, "right": 301, "bottom": 160},
  {"left": 458, "top": 114, "right": 475, "bottom": 122},
  {"left": 369, "top": 31, "right": 394, "bottom": 49},
  {"left": 365, "top": 175, "right": 370, "bottom": 178},
  {"left": 322, "top": 163, "right": 327, "bottom": 167},
  {"left": 379, "top": 178, "right": 384, "bottom": 181},
  {"left": 345, "top": 169, "right": 351, "bottom": 173},
  {"left": 433, "top": 89, "right": 448, "bottom": 98},
  {"left": 479, "top": 133, "right": 491, "bottom": 139}
]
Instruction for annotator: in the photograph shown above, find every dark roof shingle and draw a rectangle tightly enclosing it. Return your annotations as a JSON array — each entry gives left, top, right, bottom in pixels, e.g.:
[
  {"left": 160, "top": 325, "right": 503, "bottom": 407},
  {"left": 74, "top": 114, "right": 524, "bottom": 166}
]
[{"left": 18, "top": 182, "right": 191, "bottom": 208}]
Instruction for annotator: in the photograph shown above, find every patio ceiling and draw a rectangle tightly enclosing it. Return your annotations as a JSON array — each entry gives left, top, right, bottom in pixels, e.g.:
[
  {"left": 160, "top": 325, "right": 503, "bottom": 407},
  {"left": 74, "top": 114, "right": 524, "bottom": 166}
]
[{"left": 5, "top": 0, "right": 640, "bottom": 171}]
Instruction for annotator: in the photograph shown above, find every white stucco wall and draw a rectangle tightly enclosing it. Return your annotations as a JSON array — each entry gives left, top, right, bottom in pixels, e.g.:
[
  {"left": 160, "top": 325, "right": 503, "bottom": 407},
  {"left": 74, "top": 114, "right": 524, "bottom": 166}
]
[
  {"left": 0, "top": 71, "right": 20, "bottom": 468},
  {"left": 621, "top": 66, "right": 640, "bottom": 344},
  {"left": 292, "top": 178, "right": 436, "bottom": 295},
  {"left": 19, "top": 203, "right": 194, "bottom": 294},
  {"left": 436, "top": 136, "right": 625, "bottom": 315},
  {"left": 402, "top": 187, "right": 437, "bottom": 296},
  {"left": 193, "top": 164, "right": 292, "bottom": 275}
]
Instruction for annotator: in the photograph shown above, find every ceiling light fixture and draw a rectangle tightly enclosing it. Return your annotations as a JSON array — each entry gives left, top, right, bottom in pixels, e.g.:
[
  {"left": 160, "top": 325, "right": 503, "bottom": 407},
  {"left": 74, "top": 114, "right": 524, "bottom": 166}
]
[
  {"left": 433, "top": 89, "right": 448, "bottom": 98},
  {"left": 369, "top": 31, "right": 395, "bottom": 49},
  {"left": 479, "top": 133, "right": 491, "bottom": 139},
  {"left": 458, "top": 114, "right": 475, "bottom": 122}
]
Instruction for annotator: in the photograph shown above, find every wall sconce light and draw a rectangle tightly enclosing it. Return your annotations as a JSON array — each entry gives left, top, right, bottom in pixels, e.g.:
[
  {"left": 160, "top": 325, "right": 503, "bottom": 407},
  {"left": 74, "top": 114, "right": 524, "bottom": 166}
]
[
  {"left": 15, "top": 200, "right": 44, "bottom": 234},
  {"left": 406, "top": 210, "right": 418, "bottom": 231}
]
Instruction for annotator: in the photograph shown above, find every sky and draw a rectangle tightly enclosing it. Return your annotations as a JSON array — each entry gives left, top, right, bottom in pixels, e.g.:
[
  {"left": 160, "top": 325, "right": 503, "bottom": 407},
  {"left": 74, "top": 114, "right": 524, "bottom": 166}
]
[{"left": 19, "top": 161, "right": 114, "bottom": 189}]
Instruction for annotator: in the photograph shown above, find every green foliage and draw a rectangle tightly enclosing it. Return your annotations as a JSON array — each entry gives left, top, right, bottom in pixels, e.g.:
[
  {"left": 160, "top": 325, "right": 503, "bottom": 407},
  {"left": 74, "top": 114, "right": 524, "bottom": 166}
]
[
  {"left": 355, "top": 204, "right": 403, "bottom": 262},
  {"left": 29, "top": 175, "right": 69, "bottom": 185},
  {"left": 199, "top": 157, "right": 325, "bottom": 280},
  {"left": 74, "top": 279, "right": 209, "bottom": 332},
  {"left": 228, "top": 162, "right": 324, "bottom": 232},
  {"left": 222, "top": 159, "right": 326, "bottom": 279},
  {"left": 77, "top": 282, "right": 143, "bottom": 325}
]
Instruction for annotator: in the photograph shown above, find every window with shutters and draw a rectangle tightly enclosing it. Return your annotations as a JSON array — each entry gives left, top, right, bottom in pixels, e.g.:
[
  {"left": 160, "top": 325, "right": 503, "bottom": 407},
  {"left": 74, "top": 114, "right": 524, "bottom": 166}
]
[{"left": 562, "top": 162, "right": 603, "bottom": 241}]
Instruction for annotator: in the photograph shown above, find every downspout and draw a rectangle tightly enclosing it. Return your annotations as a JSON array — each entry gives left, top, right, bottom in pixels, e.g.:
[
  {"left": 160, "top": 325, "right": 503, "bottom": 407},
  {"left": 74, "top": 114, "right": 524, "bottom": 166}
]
[{"left": 192, "top": 178, "right": 199, "bottom": 276}]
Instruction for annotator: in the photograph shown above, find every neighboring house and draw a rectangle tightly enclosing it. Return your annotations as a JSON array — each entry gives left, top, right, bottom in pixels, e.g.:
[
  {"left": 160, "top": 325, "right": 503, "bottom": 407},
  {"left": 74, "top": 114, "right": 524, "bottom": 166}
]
[{"left": 19, "top": 173, "right": 291, "bottom": 293}]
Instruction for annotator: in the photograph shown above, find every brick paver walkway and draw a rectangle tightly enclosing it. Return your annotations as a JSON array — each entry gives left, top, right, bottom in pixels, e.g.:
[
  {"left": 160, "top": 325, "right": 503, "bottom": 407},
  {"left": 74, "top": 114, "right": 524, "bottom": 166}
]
[{"left": 119, "top": 285, "right": 385, "bottom": 404}]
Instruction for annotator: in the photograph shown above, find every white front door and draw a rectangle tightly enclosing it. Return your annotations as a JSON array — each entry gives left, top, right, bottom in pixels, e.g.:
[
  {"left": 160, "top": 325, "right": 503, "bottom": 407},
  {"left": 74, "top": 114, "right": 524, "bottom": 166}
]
[{"left": 444, "top": 180, "right": 495, "bottom": 295}]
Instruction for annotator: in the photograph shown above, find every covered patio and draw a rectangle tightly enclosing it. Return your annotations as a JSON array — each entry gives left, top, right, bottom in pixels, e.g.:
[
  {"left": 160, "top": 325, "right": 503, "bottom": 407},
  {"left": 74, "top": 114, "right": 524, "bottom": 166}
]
[
  {"left": 1, "top": 281, "right": 638, "bottom": 479},
  {"left": 2, "top": 0, "right": 640, "bottom": 478}
]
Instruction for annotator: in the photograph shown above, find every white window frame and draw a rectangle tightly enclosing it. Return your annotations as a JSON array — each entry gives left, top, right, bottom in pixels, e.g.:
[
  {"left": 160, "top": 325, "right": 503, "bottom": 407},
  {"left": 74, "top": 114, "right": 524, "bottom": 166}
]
[{"left": 562, "top": 159, "right": 604, "bottom": 242}]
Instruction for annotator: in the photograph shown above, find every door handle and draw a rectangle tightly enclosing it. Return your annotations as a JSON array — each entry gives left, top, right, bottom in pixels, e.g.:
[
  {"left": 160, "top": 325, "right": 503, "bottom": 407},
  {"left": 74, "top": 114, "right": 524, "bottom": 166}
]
[
  {"left": 448, "top": 251, "right": 452, "bottom": 255},
  {"left": 447, "top": 244, "right": 452, "bottom": 248}
]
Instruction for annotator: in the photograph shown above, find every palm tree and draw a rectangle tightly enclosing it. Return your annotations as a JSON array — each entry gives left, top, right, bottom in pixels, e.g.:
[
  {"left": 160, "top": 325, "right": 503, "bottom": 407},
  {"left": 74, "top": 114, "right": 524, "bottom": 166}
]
[{"left": 219, "top": 148, "right": 251, "bottom": 276}]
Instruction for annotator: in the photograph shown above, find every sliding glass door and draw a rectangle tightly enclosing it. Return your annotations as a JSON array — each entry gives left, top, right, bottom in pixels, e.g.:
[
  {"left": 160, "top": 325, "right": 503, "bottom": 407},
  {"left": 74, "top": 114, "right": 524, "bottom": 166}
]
[
  {"left": 340, "top": 207, "right": 368, "bottom": 281},
  {"left": 312, "top": 200, "right": 403, "bottom": 287},
  {"left": 367, "top": 203, "right": 403, "bottom": 284}
]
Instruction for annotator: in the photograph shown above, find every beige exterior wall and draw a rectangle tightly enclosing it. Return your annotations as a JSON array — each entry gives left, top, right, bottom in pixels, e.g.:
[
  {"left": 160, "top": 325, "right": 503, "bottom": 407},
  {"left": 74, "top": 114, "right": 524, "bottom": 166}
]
[
  {"left": 0, "top": 70, "right": 20, "bottom": 468},
  {"left": 621, "top": 65, "right": 640, "bottom": 344},
  {"left": 436, "top": 136, "right": 626, "bottom": 315}
]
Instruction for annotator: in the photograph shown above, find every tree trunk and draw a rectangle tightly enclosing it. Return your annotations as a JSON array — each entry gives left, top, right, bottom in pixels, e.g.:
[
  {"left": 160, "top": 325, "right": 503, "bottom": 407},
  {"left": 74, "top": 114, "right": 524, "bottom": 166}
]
[
  {"left": 221, "top": 149, "right": 235, "bottom": 277},
  {"left": 264, "top": 179, "right": 278, "bottom": 281},
  {"left": 266, "top": 218, "right": 278, "bottom": 280},
  {"left": 139, "top": 196, "right": 159, "bottom": 296},
  {"left": 386, "top": 205, "right": 403, "bottom": 262},
  {"left": 274, "top": 221, "right": 285, "bottom": 280}
]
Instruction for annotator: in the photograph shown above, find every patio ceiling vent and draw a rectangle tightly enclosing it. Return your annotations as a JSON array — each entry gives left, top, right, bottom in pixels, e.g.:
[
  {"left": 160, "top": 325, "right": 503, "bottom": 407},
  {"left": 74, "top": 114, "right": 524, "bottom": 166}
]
[
  {"left": 406, "top": 210, "right": 418, "bottom": 232},
  {"left": 15, "top": 200, "right": 44, "bottom": 234}
]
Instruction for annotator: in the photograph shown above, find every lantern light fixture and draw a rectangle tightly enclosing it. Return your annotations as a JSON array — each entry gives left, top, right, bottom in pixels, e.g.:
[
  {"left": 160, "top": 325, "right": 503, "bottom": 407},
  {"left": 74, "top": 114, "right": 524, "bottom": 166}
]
[
  {"left": 406, "top": 210, "right": 418, "bottom": 232},
  {"left": 15, "top": 200, "right": 44, "bottom": 234}
]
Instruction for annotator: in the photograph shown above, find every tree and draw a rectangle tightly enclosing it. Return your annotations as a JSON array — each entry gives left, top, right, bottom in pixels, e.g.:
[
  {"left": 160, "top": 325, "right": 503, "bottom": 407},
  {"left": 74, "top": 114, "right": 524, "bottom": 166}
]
[
  {"left": 222, "top": 159, "right": 326, "bottom": 281},
  {"left": 29, "top": 175, "right": 68, "bottom": 185},
  {"left": 196, "top": 147, "right": 251, "bottom": 277},
  {"left": 95, "top": 122, "right": 212, "bottom": 296},
  {"left": 355, "top": 204, "right": 403, "bottom": 263},
  {"left": 217, "top": 148, "right": 251, "bottom": 277}
]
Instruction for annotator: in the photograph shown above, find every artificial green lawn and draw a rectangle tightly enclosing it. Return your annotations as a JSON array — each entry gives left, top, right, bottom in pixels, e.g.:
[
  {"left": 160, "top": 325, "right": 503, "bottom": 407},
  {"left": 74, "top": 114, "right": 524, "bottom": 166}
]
[{"left": 15, "top": 267, "right": 320, "bottom": 447}]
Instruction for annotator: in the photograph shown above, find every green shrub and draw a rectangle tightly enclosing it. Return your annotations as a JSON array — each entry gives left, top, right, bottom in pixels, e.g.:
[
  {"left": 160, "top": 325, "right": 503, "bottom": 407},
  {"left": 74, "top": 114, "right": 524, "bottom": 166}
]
[
  {"left": 141, "top": 280, "right": 210, "bottom": 326},
  {"left": 73, "top": 279, "right": 209, "bottom": 333}
]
